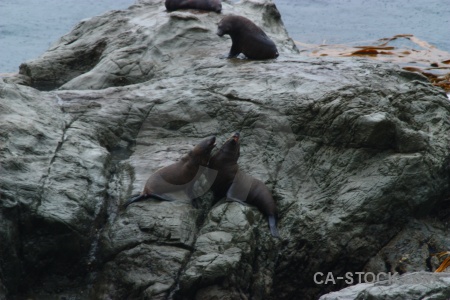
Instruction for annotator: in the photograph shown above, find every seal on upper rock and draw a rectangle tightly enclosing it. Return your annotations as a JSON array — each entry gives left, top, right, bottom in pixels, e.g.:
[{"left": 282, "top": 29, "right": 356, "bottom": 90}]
[
  {"left": 165, "top": 0, "right": 222, "bottom": 13},
  {"left": 208, "top": 132, "right": 280, "bottom": 237},
  {"left": 216, "top": 15, "right": 279, "bottom": 60},
  {"left": 123, "top": 136, "right": 216, "bottom": 208}
]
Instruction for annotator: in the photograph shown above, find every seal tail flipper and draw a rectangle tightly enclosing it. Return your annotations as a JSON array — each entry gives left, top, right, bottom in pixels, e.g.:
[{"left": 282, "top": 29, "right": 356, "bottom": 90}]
[
  {"left": 123, "top": 193, "right": 175, "bottom": 208},
  {"left": 268, "top": 215, "right": 280, "bottom": 238},
  {"left": 123, "top": 194, "right": 146, "bottom": 208}
]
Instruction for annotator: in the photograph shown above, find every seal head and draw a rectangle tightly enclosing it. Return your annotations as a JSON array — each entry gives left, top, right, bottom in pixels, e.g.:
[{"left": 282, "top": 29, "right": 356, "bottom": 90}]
[{"left": 189, "top": 135, "right": 217, "bottom": 165}]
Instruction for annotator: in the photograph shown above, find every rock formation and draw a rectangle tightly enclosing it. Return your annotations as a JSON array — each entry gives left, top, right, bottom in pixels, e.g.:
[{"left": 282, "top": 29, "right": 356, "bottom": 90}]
[{"left": 1, "top": 0, "right": 449, "bottom": 299}]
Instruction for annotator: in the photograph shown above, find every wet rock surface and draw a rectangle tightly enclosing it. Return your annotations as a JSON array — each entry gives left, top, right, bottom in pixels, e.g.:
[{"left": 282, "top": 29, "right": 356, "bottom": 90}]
[{"left": 1, "top": 0, "right": 450, "bottom": 299}]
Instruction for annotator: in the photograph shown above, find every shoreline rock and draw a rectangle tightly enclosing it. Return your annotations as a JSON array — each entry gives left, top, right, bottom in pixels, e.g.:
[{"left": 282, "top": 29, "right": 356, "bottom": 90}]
[
  {"left": 1, "top": 0, "right": 449, "bottom": 299},
  {"left": 320, "top": 272, "right": 450, "bottom": 300},
  {"left": 13, "top": 0, "right": 298, "bottom": 91}
]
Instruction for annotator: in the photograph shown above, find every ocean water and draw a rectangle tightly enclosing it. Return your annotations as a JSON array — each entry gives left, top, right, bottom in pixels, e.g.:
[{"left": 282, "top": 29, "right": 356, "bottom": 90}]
[
  {"left": 0, "top": 0, "right": 133, "bottom": 73},
  {"left": 0, "top": 0, "right": 449, "bottom": 73},
  {"left": 275, "top": 0, "right": 450, "bottom": 51}
]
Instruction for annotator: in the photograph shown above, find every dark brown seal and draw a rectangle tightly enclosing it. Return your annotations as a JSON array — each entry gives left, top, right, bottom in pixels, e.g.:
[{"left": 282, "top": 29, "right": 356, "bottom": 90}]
[
  {"left": 208, "top": 133, "right": 280, "bottom": 237},
  {"left": 165, "top": 0, "right": 222, "bottom": 13},
  {"left": 216, "top": 15, "right": 279, "bottom": 60},
  {"left": 123, "top": 136, "right": 216, "bottom": 208},
  {"left": 208, "top": 132, "right": 240, "bottom": 201}
]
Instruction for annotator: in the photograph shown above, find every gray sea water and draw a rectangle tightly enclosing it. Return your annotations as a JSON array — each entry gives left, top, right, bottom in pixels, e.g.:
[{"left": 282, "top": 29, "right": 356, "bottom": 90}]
[
  {"left": 276, "top": 0, "right": 450, "bottom": 50},
  {"left": 1, "top": 0, "right": 449, "bottom": 73},
  {"left": 0, "top": 0, "right": 132, "bottom": 73}
]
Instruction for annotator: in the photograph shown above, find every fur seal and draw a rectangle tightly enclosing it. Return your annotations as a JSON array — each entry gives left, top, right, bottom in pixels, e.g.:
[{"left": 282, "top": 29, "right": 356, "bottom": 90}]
[
  {"left": 123, "top": 136, "right": 216, "bottom": 208},
  {"left": 208, "top": 132, "right": 240, "bottom": 200},
  {"left": 165, "top": 0, "right": 222, "bottom": 13},
  {"left": 208, "top": 133, "right": 280, "bottom": 237},
  {"left": 216, "top": 15, "right": 279, "bottom": 60}
]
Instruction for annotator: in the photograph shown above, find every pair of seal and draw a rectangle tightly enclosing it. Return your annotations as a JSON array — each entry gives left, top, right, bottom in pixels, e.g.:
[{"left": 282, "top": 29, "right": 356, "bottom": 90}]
[
  {"left": 208, "top": 133, "right": 280, "bottom": 238},
  {"left": 217, "top": 15, "right": 279, "bottom": 60},
  {"left": 165, "top": 0, "right": 222, "bottom": 13},
  {"left": 123, "top": 136, "right": 216, "bottom": 208}
]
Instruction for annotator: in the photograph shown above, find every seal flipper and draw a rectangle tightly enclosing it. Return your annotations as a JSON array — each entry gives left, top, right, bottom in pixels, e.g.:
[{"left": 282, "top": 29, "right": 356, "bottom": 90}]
[
  {"left": 123, "top": 193, "right": 175, "bottom": 208},
  {"left": 268, "top": 215, "right": 280, "bottom": 238},
  {"left": 228, "top": 41, "right": 241, "bottom": 58}
]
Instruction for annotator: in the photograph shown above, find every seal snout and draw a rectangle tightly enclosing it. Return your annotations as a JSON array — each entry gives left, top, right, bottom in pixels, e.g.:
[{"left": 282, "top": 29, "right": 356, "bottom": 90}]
[
  {"left": 214, "top": 3, "right": 222, "bottom": 13},
  {"left": 232, "top": 132, "right": 240, "bottom": 142},
  {"left": 207, "top": 136, "right": 217, "bottom": 149},
  {"left": 211, "top": 136, "right": 217, "bottom": 148}
]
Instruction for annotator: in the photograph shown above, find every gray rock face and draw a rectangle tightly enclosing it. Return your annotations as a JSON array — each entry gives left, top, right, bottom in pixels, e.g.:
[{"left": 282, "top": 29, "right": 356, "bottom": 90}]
[
  {"left": 363, "top": 219, "right": 450, "bottom": 275},
  {"left": 1, "top": 0, "right": 450, "bottom": 299}
]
